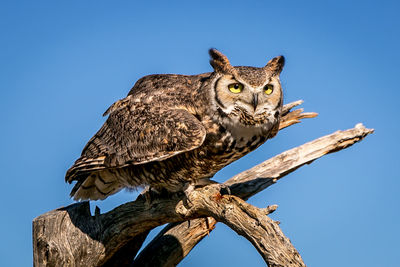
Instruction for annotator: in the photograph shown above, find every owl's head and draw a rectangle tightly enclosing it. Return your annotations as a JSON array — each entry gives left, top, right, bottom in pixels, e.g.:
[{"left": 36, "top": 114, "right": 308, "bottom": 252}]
[{"left": 209, "top": 49, "right": 284, "bottom": 127}]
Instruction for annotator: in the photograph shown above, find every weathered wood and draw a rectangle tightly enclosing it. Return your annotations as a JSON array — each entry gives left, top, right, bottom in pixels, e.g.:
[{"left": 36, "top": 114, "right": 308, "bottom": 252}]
[
  {"left": 102, "top": 230, "right": 149, "bottom": 266},
  {"left": 134, "top": 197, "right": 305, "bottom": 267},
  {"left": 33, "top": 183, "right": 306, "bottom": 266},
  {"left": 279, "top": 100, "right": 317, "bottom": 131},
  {"left": 33, "top": 202, "right": 104, "bottom": 267},
  {"left": 134, "top": 123, "right": 374, "bottom": 266},
  {"left": 32, "top": 100, "right": 373, "bottom": 267}
]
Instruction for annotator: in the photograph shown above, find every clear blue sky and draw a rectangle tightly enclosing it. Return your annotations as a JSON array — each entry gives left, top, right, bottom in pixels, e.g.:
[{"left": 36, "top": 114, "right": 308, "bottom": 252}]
[{"left": 1, "top": 1, "right": 399, "bottom": 266}]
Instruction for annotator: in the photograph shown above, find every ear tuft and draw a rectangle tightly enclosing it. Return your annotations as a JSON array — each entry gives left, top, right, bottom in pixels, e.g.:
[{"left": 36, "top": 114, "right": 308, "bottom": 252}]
[
  {"left": 265, "top": 55, "right": 285, "bottom": 75},
  {"left": 209, "top": 48, "right": 233, "bottom": 74}
]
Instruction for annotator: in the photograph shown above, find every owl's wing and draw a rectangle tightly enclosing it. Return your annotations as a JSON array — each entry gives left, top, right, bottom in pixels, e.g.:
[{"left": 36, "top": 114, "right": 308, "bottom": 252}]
[{"left": 65, "top": 96, "right": 206, "bottom": 183}]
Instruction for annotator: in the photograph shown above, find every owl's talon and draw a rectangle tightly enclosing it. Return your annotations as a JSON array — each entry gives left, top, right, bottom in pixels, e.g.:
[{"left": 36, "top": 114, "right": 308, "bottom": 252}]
[
  {"left": 144, "top": 192, "right": 152, "bottom": 206},
  {"left": 141, "top": 186, "right": 167, "bottom": 206},
  {"left": 141, "top": 186, "right": 154, "bottom": 206},
  {"left": 183, "top": 183, "right": 195, "bottom": 206},
  {"left": 219, "top": 184, "right": 231, "bottom": 195},
  {"left": 204, "top": 217, "right": 211, "bottom": 235}
]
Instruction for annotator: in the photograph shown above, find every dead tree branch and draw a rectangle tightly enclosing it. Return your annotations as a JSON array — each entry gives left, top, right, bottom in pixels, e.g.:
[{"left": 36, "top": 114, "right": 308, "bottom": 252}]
[
  {"left": 133, "top": 123, "right": 374, "bottom": 266},
  {"left": 33, "top": 183, "right": 306, "bottom": 266},
  {"left": 32, "top": 100, "right": 373, "bottom": 267}
]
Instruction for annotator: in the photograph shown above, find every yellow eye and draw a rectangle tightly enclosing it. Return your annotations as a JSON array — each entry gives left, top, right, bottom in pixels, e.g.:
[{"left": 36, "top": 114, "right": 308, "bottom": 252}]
[
  {"left": 228, "top": 83, "right": 243, "bottom": 93},
  {"left": 228, "top": 83, "right": 243, "bottom": 94},
  {"left": 264, "top": 84, "right": 274, "bottom": 95}
]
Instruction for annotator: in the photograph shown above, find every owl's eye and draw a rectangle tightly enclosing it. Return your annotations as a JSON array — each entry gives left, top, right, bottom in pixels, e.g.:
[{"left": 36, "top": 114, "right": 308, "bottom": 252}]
[
  {"left": 228, "top": 83, "right": 243, "bottom": 93},
  {"left": 264, "top": 84, "right": 274, "bottom": 95}
]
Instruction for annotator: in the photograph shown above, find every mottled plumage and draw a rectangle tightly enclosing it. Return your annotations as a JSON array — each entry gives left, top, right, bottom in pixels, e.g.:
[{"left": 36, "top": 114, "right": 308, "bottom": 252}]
[{"left": 66, "top": 49, "right": 285, "bottom": 200}]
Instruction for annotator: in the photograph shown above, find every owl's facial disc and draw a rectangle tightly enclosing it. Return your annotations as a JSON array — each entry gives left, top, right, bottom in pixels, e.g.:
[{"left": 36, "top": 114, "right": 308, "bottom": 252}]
[{"left": 214, "top": 73, "right": 282, "bottom": 126}]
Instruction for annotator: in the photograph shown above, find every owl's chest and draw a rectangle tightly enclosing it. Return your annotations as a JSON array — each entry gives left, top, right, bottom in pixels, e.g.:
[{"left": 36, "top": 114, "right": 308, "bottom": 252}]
[
  {"left": 126, "top": 119, "right": 271, "bottom": 189},
  {"left": 199, "top": 120, "right": 269, "bottom": 164}
]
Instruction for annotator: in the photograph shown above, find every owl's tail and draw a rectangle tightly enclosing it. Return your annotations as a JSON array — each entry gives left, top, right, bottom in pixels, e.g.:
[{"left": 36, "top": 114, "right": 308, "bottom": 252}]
[
  {"left": 66, "top": 155, "right": 124, "bottom": 200},
  {"left": 69, "top": 171, "right": 123, "bottom": 201}
]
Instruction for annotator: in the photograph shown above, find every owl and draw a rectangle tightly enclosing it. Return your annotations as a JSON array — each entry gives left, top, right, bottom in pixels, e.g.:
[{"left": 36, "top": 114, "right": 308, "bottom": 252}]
[{"left": 66, "top": 49, "right": 285, "bottom": 201}]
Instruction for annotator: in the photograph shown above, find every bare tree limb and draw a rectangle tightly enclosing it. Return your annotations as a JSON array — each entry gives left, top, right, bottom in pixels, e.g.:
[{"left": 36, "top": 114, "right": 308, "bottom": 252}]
[
  {"left": 134, "top": 122, "right": 374, "bottom": 266},
  {"left": 279, "top": 100, "right": 318, "bottom": 130},
  {"left": 33, "top": 100, "right": 314, "bottom": 267},
  {"left": 32, "top": 100, "right": 373, "bottom": 267},
  {"left": 102, "top": 230, "right": 150, "bottom": 266},
  {"left": 33, "top": 183, "right": 306, "bottom": 266}
]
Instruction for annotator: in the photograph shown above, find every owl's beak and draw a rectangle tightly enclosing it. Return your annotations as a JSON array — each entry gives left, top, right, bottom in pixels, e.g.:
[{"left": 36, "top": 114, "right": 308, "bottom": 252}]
[{"left": 252, "top": 94, "right": 258, "bottom": 111}]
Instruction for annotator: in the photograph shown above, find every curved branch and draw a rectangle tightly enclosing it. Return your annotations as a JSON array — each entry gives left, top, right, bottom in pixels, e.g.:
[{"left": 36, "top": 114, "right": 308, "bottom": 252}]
[
  {"left": 33, "top": 100, "right": 315, "bottom": 267},
  {"left": 134, "top": 122, "right": 374, "bottom": 265},
  {"left": 33, "top": 183, "right": 305, "bottom": 266},
  {"left": 32, "top": 100, "right": 374, "bottom": 267},
  {"left": 279, "top": 100, "right": 318, "bottom": 130}
]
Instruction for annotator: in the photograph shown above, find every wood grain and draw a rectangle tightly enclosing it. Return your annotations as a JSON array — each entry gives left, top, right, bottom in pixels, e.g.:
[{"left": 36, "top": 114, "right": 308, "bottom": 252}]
[
  {"left": 32, "top": 101, "right": 373, "bottom": 267},
  {"left": 134, "top": 122, "right": 373, "bottom": 266}
]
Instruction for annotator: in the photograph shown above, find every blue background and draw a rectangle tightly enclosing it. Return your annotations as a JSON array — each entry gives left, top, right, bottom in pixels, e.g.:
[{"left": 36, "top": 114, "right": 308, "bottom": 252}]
[{"left": 1, "top": 1, "right": 399, "bottom": 266}]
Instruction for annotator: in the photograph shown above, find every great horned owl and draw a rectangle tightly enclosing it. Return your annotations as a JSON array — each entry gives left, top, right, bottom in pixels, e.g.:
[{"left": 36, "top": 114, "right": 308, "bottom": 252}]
[{"left": 66, "top": 49, "right": 285, "bottom": 201}]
